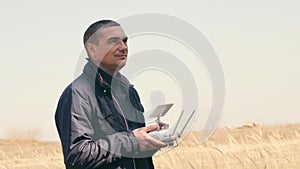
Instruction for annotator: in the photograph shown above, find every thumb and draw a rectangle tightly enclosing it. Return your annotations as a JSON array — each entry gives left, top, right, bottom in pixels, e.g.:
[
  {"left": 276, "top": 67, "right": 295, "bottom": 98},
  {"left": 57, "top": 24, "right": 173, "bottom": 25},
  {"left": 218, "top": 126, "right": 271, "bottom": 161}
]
[{"left": 143, "top": 124, "right": 159, "bottom": 133}]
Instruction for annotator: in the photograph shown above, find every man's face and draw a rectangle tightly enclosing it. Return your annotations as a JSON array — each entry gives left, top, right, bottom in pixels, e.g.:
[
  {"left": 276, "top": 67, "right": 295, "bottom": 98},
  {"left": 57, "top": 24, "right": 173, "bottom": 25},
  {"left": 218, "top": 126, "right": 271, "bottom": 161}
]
[{"left": 88, "top": 26, "right": 128, "bottom": 74}]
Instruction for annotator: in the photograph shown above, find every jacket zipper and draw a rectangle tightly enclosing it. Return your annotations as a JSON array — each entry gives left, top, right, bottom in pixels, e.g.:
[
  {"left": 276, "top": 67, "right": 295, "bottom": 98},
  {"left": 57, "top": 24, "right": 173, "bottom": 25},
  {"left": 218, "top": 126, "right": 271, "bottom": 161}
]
[{"left": 111, "top": 94, "right": 137, "bottom": 169}]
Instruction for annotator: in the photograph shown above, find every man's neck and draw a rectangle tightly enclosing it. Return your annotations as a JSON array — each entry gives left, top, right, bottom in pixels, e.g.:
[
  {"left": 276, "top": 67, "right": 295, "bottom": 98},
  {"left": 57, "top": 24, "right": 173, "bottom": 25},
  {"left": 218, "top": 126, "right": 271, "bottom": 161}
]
[{"left": 99, "top": 66, "right": 119, "bottom": 76}]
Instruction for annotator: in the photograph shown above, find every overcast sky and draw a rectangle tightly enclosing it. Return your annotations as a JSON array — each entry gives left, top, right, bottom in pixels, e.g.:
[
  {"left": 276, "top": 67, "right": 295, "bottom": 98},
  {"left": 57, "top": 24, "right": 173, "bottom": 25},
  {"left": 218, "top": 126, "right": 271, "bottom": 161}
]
[{"left": 0, "top": 0, "right": 299, "bottom": 141}]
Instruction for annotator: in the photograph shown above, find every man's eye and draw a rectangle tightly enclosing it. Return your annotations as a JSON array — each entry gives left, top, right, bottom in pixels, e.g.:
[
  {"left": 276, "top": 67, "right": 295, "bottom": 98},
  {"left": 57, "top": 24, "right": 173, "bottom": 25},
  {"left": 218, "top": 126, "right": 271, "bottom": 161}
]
[{"left": 108, "top": 38, "right": 119, "bottom": 44}]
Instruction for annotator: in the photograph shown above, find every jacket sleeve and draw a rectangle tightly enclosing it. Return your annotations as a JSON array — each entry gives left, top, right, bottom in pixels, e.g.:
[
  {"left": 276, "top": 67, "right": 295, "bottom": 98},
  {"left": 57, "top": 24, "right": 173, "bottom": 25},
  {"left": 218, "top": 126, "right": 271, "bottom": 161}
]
[{"left": 55, "top": 86, "right": 140, "bottom": 169}]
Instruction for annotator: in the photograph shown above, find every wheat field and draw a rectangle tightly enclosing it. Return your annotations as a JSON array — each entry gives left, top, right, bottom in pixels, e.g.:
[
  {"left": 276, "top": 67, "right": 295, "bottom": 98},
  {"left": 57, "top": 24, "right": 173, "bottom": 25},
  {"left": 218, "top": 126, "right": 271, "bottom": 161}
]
[{"left": 0, "top": 123, "right": 299, "bottom": 169}]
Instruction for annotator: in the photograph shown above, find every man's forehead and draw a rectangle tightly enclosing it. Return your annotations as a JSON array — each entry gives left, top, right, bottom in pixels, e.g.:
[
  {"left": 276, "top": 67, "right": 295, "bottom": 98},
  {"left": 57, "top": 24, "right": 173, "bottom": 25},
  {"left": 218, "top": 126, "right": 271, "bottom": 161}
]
[{"left": 99, "top": 26, "right": 127, "bottom": 38}]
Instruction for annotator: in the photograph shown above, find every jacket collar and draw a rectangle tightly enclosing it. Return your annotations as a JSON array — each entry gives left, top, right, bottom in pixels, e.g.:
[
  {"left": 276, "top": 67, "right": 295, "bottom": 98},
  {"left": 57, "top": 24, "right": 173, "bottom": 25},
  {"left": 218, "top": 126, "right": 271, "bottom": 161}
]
[{"left": 83, "top": 59, "right": 131, "bottom": 88}]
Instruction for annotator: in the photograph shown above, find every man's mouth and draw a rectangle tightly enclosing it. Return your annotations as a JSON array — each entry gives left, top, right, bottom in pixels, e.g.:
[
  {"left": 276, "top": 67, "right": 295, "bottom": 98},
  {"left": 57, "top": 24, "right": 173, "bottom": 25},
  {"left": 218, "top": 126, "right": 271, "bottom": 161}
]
[{"left": 115, "top": 54, "right": 127, "bottom": 59}]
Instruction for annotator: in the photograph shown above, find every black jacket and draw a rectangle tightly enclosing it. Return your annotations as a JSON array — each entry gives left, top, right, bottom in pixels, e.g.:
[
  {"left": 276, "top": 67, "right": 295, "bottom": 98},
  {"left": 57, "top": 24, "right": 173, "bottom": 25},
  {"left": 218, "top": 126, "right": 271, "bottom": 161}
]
[{"left": 55, "top": 61, "right": 154, "bottom": 169}]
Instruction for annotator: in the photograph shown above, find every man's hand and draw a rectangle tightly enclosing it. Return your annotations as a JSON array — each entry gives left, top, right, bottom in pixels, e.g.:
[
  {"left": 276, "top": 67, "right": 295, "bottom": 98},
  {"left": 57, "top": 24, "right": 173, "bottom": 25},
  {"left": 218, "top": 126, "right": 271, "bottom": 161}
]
[{"left": 133, "top": 124, "right": 167, "bottom": 151}]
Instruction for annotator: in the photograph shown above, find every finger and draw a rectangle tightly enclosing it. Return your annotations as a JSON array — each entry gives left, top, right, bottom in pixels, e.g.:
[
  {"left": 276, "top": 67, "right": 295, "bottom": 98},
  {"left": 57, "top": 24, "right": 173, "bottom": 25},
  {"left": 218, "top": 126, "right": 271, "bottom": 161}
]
[
  {"left": 142, "top": 124, "right": 160, "bottom": 133},
  {"left": 143, "top": 141, "right": 164, "bottom": 151},
  {"left": 139, "top": 142, "right": 152, "bottom": 151},
  {"left": 145, "top": 135, "right": 167, "bottom": 147},
  {"left": 144, "top": 142, "right": 158, "bottom": 150}
]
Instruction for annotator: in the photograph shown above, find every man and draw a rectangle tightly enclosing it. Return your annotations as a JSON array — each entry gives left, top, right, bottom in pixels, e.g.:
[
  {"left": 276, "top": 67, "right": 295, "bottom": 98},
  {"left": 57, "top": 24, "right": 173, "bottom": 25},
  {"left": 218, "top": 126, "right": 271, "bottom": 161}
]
[{"left": 55, "top": 20, "right": 166, "bottom": 169}]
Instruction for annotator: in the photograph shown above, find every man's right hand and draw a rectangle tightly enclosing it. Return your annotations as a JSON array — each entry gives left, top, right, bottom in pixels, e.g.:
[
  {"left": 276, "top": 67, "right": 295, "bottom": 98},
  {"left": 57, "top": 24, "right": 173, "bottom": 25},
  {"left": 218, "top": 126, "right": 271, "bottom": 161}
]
[{"left": 132, "top": 124, "right": 167, "bottom": 151}]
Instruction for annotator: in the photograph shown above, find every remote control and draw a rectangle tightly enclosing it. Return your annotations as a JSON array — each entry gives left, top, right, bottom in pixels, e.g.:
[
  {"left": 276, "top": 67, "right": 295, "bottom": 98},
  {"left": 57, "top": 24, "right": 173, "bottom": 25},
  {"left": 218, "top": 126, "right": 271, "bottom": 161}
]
[{"left": 149, "top": 131, "right": 177, "bottom": 146}]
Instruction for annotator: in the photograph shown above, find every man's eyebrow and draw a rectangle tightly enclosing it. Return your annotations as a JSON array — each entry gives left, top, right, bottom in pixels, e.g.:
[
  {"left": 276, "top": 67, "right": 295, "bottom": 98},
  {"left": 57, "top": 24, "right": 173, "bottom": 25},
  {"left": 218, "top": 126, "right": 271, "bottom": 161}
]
[
  {"left": 107, "top": 36, "right": 128, "bottom": 42},
  {"left": 108, "top": 37, "right": 119, "bottom": 41}
]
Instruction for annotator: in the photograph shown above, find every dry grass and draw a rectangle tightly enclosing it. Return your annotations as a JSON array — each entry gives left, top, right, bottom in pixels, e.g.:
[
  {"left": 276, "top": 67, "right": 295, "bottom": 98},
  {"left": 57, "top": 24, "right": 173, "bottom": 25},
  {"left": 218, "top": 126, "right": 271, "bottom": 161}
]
[
  {"left": 0, "top": 123, "right": 299, "bottom": 169},
  {"left": 154, "top": 123, "right": 300, "bottom": 169},
  {"left": 5, "top": 128, "right": 42, "bottom": 141},
  {"left": 0, "top": 140, "right": 63, "bottom": 169}
]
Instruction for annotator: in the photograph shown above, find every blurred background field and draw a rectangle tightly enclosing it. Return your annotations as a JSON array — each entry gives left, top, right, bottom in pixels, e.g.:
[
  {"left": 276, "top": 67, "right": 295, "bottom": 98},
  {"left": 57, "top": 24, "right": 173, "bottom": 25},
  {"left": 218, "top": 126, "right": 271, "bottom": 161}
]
[{"left": 0, "top": 123, "right": 299, "bottom": 169}]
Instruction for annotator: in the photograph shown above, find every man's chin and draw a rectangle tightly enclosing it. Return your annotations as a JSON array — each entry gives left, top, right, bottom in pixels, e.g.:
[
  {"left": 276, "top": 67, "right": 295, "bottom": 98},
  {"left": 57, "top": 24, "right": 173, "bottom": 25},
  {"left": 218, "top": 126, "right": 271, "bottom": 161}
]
[{"left": 116, "top": 61, "right": 126, "bottom": 71}]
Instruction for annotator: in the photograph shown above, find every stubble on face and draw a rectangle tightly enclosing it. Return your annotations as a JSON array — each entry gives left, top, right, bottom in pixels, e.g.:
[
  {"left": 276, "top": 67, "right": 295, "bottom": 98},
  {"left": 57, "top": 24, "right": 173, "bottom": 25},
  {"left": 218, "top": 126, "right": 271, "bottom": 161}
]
[{"left": 90, "top": 26, "right": 128, "bottom": 75}]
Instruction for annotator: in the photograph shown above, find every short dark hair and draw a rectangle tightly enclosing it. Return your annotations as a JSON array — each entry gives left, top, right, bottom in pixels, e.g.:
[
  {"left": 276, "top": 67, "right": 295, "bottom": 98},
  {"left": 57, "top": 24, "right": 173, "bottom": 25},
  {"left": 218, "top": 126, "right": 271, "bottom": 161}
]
[{"left": 83, "top": 20, "right": 120, "bottom": 45}]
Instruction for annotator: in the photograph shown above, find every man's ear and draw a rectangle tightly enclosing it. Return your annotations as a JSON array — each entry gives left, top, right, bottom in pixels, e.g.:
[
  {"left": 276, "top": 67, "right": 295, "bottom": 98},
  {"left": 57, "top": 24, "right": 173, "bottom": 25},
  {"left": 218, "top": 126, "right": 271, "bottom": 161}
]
[{"left": 86, "top": 43, "right": 97, "bottom": 59}]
